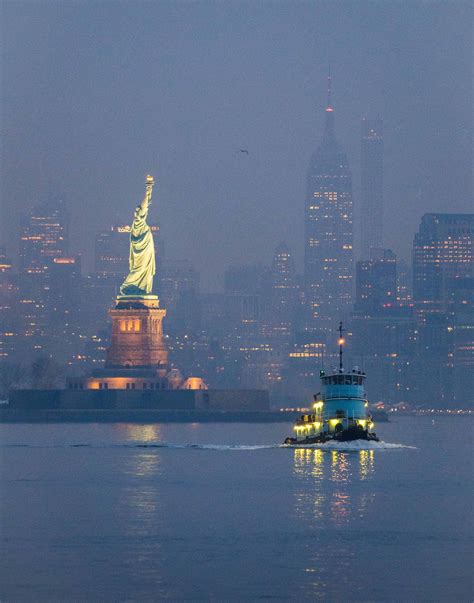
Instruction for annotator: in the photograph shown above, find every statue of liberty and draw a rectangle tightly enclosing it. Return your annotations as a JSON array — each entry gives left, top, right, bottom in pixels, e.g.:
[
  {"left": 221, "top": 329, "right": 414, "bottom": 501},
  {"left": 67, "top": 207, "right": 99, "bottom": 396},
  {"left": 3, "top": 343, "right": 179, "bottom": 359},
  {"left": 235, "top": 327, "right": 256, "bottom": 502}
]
[{"left": 120, "top": 175, "right": 156, "bottom": 296}]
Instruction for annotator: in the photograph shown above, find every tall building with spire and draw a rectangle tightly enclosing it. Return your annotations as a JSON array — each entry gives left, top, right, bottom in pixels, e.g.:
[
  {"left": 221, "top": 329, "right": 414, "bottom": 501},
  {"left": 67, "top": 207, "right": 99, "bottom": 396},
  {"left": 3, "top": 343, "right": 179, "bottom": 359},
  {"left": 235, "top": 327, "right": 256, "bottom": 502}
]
[
  {"left": 304, "top": 75, "right": 354, "bottom": 332},
  {"left": 360, "top": 118, "right": 384, "bottom": 259}
]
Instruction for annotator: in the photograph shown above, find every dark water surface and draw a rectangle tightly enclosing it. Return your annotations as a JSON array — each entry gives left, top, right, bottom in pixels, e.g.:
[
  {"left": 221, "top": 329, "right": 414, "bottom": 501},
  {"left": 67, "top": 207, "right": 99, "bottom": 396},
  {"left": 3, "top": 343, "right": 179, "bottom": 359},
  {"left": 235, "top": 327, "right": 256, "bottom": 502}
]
[{"left": 1, "top": 417, "right": 472, "bottom": 601}]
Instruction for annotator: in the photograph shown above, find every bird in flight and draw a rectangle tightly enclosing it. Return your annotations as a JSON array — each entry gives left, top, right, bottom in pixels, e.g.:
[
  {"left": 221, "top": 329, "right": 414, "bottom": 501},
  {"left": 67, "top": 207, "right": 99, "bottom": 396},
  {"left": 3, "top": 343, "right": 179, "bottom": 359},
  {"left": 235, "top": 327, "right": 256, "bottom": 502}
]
[{"left": 238, "top": 149, "right": 249, "bottom": 155}]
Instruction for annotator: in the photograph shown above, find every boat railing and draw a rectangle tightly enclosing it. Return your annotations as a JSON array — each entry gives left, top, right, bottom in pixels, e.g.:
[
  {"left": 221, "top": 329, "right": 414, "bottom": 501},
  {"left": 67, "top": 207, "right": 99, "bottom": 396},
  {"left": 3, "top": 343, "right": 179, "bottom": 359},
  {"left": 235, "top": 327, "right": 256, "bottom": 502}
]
[{"left": 324, "top": 396, "right": 366, "bottom": 401}]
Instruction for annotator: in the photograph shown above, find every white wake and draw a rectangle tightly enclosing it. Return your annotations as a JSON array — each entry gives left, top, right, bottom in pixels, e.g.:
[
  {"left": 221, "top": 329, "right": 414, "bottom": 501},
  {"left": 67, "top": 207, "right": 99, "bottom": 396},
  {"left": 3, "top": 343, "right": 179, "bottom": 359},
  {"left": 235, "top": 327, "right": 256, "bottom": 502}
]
[
  {"left": 283, "top": 440, "right": 416, "bottom": 451},
  {"left": 3, "top": 441, "right": 416, "bottom": 451}
]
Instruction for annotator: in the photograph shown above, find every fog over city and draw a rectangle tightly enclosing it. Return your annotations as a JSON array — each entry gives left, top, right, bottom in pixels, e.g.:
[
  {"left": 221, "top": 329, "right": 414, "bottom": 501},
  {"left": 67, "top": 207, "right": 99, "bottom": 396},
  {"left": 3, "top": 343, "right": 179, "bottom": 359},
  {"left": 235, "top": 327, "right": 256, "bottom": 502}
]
[
  {"left": 0, "top": 1, "right": 472, "bottom": 409},
  {"left": 2, "top": 1, "right": 472, "bottom": 288},
  {"left": 1, "top": 4, "right": 473, "bottom": 601}
]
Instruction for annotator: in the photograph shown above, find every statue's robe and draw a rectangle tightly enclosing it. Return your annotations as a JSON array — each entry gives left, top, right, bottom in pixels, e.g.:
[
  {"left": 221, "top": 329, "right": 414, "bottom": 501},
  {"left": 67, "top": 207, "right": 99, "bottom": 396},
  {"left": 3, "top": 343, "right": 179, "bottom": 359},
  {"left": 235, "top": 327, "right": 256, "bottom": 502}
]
[{"left": 120, "top": 204, "right": 155, "bottom": 295}]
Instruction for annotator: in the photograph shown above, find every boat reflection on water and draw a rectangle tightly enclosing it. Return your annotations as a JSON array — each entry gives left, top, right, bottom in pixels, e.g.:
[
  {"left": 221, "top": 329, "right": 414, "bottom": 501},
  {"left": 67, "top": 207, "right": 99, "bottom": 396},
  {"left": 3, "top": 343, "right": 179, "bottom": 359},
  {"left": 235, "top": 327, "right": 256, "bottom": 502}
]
[
  {"left": 293, "top": 448, "right": 376, "bottom": 525},
  {"left": 292, "top": 448, "right": 377, "bottom": 599}
]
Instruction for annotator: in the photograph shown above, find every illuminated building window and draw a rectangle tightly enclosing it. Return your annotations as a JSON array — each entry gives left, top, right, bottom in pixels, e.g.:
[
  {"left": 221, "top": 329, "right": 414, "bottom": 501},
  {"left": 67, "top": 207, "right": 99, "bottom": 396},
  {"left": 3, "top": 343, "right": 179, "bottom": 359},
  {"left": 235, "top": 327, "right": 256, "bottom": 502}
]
[{"left": 120, "top": 319, "right": 141, "bottom": 332}]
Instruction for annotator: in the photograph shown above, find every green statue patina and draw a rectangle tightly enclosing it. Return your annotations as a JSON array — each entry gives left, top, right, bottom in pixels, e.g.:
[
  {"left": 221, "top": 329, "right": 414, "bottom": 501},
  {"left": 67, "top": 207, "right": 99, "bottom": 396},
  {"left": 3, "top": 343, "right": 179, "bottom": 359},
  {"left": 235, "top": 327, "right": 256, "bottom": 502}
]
[{"left": 120, "top": 175, "right": 156, "bottom": 296}]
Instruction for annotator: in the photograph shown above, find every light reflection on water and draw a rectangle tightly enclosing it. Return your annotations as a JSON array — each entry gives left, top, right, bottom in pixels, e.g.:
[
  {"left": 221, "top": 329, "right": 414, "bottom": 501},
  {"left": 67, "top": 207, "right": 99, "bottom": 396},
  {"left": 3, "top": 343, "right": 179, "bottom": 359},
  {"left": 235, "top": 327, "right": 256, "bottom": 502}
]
[
  {"left": 359, "top": 449, "right": 375, "bottom": 480},
  {"left": 123, "top": 451, "right": 162, "bottom": 477},
  {"left": 330, "top": 450, "right": 351, "bottom": 483},
  {"left": 293, "top": 448, "right": 377, "bottom": 599},
  {"left": 296, "top": 449, "right": 376, "bottom": 524},
  {"left": 2, "top": 419, "right": 471, "bottom": 601},
  {"left": 115, "top": 450, "right": 166, "bottom": 597},
  {"left": 115, "top": 423, "right": 163, "bottom": 443},
  {"left": 118, "top": 451, "right": 163, "bottom": 533}
]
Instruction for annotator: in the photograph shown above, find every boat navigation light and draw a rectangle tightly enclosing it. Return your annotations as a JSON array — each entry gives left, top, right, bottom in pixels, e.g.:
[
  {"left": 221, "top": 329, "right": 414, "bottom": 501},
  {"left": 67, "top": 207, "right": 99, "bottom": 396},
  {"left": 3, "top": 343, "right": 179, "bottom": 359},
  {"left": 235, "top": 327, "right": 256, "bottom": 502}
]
[{"left": 313, "top": 401, "right": 324, "bottom": 409}]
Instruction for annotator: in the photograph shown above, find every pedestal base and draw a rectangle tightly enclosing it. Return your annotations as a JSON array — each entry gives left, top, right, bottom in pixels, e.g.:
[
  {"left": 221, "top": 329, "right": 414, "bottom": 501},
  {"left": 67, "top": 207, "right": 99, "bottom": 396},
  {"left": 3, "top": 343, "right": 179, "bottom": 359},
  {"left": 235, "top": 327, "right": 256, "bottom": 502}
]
[{"left": 105, "top": 296, "right": 168, "bottom": 369}]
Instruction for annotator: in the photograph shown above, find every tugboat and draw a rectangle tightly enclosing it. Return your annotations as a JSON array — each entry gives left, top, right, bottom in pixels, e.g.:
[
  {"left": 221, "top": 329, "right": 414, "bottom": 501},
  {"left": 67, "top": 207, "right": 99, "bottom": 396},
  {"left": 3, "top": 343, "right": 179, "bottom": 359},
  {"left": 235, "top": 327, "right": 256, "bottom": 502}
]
[{"left": 284, "top": 323, "right": 379, "bottom": 445}]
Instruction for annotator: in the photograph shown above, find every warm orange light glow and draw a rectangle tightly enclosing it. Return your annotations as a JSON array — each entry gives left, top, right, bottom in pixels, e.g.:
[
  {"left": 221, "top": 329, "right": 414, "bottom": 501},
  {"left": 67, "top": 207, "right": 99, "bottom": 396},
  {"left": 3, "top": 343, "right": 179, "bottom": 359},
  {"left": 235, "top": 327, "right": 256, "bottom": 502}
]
[
  {"left": 182, "top": 376, "right": 208, "bottom": 390},
  {"left": 338, "top": 338, "right": 345, "bottom": 345}
]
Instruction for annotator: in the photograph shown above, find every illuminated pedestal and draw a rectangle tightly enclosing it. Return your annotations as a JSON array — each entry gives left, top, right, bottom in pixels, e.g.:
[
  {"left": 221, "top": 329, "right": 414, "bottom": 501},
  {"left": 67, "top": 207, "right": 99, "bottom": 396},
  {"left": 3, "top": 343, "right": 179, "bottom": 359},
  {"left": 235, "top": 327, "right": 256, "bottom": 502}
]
[
  {"left": 69, "top": 297, "right": 209, "bottom": 392},
  {"left": 105, "top": 296, "right": 168, "bottom": 370},
  {"left": 75, "top": 296, "right": 172, "bottom": 390}
]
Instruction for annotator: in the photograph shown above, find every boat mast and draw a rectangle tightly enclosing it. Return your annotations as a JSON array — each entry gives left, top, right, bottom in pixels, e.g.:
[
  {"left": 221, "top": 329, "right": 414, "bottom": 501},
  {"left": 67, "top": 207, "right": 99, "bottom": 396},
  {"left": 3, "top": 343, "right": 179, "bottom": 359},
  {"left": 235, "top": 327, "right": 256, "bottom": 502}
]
[{"left": 338, "top": 321, "right": 345, "bottom": 371}]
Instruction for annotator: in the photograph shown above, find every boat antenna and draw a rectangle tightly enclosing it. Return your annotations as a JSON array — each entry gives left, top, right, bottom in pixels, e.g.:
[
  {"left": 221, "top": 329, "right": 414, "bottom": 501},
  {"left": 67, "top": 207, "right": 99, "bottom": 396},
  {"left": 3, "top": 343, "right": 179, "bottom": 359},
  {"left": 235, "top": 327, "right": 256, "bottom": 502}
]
[{"left": 338, "top": 321, "right": 345, "bottom": 371}]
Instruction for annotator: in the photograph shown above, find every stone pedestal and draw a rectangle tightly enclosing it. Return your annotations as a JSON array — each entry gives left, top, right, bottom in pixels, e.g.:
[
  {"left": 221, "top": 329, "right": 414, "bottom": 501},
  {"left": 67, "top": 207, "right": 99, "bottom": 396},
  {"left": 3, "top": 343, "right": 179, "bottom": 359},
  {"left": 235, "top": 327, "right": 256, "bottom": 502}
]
[{"left": 105, "top": 296, "right": 168, "bottom": 372}]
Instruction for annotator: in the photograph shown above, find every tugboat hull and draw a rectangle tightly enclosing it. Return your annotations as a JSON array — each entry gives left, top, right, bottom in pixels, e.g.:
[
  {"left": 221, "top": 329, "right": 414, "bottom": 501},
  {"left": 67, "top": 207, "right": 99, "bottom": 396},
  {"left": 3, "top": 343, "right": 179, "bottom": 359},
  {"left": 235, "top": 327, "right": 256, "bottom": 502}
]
[
  {"left": 333, "top": 426, "right": 379, "bottom": 442},
  {"left": 284, "top": 427, "right": 379, "bottom": 446}
]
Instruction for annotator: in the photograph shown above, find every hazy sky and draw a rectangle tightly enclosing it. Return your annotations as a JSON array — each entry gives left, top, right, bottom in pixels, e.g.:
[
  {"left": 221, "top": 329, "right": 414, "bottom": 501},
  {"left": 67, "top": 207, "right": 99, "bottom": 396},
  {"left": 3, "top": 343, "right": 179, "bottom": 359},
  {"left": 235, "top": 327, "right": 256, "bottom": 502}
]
[{"left": 1, "top": 0, "right": 472, "bottom": 290}]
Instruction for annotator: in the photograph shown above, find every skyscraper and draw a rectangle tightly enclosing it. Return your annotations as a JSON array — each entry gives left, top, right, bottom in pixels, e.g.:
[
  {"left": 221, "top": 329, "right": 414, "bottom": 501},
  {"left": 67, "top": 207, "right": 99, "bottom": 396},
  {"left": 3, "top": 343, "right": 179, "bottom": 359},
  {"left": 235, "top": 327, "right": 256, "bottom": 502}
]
[
  {"left": 304, "top": 76, "right": 354, "bottom": 331},
  {"left": 17, "top": 199, "right": 69, "bottom": 356},
  {"left": 270, "top": 243, "right": 297, "bottom": 342},
  {"left": 413, "top": 213, "right": 473, "bottom": 309},
  {"left": 360, "top": 118, "right": 383, "bottom": 258},
  {"left": 158, "top": 260, "right": 200, "bottom": 334},
  {"left": 355, "top": 248, "right": 397, "bottom": 314},
  {"left": 412, "top": 213, "right": 473, "bottom": 405},
  {"left": 0, "top": 247, "right": 17, "bottom": 360},
  {"left": 351, "top": 248, "right": 417, "bottom": 404},
  {"left": 48, "top": 256, "right": 83, "bottom": 362},
  {"left": 19, "top": 199, "right": 68, "bottom": 270}
]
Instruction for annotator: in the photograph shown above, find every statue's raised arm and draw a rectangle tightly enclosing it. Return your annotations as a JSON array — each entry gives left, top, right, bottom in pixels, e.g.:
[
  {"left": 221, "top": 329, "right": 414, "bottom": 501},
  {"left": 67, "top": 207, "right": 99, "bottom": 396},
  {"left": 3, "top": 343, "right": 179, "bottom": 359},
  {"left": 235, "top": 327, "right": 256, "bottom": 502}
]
[
  {"left": 139, "top": 175, "right": 155, "bottom": 215},
  {"left": 119, "top": 175, "right": 157, "bottom": 297}
]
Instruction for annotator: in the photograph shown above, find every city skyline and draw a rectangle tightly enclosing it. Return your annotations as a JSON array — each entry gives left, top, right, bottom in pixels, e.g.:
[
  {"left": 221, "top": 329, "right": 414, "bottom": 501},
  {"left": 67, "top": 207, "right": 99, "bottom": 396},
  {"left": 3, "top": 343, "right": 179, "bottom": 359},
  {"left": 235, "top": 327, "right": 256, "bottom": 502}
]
[
  {"left": 1, "top": 1, "right": 472, "bottom": 290},
  {"left": 1, "top": 5, "right": 472, "bottom": 602},
  {"left": 0, "top": 1, "right": 472, "bottom": 407},
  {"left": 1, "top": 186, "right": 472, "bottom": 406}
]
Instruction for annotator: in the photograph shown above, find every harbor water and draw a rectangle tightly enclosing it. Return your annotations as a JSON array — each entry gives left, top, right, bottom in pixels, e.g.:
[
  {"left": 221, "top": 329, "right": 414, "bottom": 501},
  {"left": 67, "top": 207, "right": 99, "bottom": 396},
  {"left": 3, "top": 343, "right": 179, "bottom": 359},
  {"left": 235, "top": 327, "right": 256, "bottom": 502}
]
[{"left": 1, "top": 416, "right": 472, "bottom": 601}]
